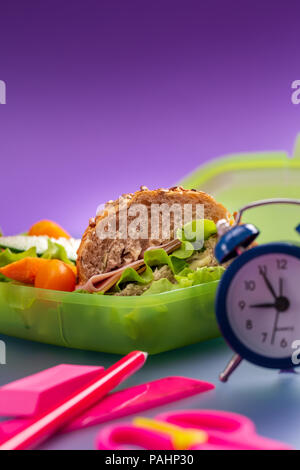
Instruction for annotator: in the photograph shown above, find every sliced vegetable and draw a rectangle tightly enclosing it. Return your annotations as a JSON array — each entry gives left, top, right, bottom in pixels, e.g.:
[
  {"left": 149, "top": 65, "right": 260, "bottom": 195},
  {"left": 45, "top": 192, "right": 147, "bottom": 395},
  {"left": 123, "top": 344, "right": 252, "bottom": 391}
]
[
  {"left": 0, "top": 257, "right": 48, "bottom": 284},
  {"left": 28, "top": 220, "right": 70, "bottom": 239},
  {"left": 34, "top": 260, "right": 76, "bottom": 291},
  {"left": 0, "top": 247, "right": 37, "bottom": 268},
  {"left": 66, "top": 263, "right": 77, "bottom": 277},
  {"left": 175, "top": 266, "right": 225, "bottom": 288},
  {"left": 0, "top": 236, "right": 80, "bottom": 261},
  {"left": 0, "top": 247, "right": 37, "bottom": 282},
  {"left": 41, "top": 240, "right": 74, "bottom": 266}
]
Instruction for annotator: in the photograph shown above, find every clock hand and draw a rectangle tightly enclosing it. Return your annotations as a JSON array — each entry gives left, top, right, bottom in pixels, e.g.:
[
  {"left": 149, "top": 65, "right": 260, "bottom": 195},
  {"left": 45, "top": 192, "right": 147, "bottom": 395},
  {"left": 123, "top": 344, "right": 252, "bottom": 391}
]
[
  {"left": 279, "top": 277, "right": 283, "bottom": 297},
  {"left": 271, "top": 278, "right": 288, "bottom": 345},
  {"left": 250, "top": 297, "right": 290, "bottom": 312},
  {"left": 271, "top": 309, "right": 280, "bottom": 345},
  {"left": 250, "top": 303, "right": 276, "bottom": 308},
  {"left": 259, "top": 268, "right": 278, "bottom": 300}
]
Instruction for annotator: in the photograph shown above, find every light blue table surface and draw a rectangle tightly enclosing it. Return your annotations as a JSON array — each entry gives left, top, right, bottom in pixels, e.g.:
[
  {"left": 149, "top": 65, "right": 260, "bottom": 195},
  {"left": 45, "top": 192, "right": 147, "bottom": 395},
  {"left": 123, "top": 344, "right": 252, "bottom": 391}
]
[{"left": 0, "top": 334, "right": 299, "bottom": 450}]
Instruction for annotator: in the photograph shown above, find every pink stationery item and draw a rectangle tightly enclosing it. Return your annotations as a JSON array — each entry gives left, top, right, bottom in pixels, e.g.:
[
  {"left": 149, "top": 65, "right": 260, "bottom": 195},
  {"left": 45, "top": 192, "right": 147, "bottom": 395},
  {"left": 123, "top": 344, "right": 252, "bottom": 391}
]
[
  {"left": 157, "top": 410, "right": 293, "bottom": 450},
  {"left": 0, "top": 350, "right": 147, "bottom": 450},
  {"left": 0, "top": 377, "right": 214, "bottom": 443},
  {"left": 65, "top": 376, "right": 214, "bottom": 432},
  {"left": 95, "top": 409, "right": 293, "bottom": 450},
  {"left": 0, "top": 364, "right": 104, "bottom": 417}
]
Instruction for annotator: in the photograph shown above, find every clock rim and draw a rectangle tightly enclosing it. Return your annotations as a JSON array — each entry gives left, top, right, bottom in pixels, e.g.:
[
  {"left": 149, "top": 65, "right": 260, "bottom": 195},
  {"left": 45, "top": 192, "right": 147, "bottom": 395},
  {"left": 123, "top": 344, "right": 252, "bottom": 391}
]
[{"left": 215, "top": 242, "right": 300, "bottom": 369}]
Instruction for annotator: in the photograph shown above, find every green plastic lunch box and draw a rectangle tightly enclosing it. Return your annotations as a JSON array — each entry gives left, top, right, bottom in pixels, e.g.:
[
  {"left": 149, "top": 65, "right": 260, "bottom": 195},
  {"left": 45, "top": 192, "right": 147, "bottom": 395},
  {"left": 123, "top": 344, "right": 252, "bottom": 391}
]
[{"left": 1, "top": 136, "right": 300, "bottom": 354}]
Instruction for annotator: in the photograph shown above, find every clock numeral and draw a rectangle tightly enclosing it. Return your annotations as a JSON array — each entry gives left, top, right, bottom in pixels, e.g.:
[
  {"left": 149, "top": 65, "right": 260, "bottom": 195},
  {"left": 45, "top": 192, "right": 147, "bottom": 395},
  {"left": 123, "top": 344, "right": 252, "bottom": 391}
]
[
  {"left": 246, "top": 320, "right": 253, "bottom": 330},
  {"left": 258, "top": 265, "right": 267, "bottom": 275},
  {"left": 276, "top": 259, "right": 287, "bottom": 270},
  {"left": 280, "top": 338, "right": 287, "bottom": 348},
  {"left": 261, "top": 332, "right": 268, "bottom": 343},
  {"left": 244, "top": 280, "right": 256, "bottom": 291},
  {"left": 239, "top": 300, "right": 246, "bottom": 310}
]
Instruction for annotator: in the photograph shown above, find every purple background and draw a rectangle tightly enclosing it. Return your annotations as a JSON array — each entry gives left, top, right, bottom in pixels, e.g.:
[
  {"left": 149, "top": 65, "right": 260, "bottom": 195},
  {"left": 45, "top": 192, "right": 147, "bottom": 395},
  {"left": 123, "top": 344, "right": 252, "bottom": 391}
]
[
  {"left": 1, "top": 1, "right": 300, "bottom": 238},
  {"left": 1, "top": 3, "right": 300, "bottom": 451}
]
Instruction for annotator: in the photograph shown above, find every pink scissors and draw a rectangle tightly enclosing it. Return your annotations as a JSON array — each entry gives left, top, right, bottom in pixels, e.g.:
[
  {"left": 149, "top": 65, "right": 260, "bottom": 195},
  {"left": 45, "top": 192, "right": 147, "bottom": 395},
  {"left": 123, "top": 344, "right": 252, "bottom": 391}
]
[{"left": 95, "top": 409, "right": 293, "bottom": 450}]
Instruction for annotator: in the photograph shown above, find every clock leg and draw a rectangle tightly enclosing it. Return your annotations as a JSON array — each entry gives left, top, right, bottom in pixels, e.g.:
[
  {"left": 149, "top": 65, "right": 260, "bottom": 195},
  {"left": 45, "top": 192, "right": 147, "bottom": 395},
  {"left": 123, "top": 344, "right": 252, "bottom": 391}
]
[{"left": 219, "top": 354, "right": 243, "bottom": 382}]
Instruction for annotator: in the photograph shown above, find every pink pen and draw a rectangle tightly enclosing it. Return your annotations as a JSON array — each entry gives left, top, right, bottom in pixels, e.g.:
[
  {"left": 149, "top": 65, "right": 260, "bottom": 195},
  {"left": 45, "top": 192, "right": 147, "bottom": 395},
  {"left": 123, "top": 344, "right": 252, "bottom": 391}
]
[{"left": 0, "top": 350, "right": 147, "bottom": 451}]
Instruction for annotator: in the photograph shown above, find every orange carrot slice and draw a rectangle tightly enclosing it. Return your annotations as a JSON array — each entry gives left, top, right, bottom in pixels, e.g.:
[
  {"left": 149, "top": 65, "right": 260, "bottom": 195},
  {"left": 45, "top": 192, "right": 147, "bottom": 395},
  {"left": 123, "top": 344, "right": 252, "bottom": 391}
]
[
  {"left": 68, "top": 264, "right": 77, "bottom": 277},
  {"left": 28, "top": 220, "right": 71, "bottom": 239},
  {"left": 0, "top": 257, "right": 49, "bottom": 284},
  {"left": 34, "top": 259, "right": 76, "bottom": 291}
]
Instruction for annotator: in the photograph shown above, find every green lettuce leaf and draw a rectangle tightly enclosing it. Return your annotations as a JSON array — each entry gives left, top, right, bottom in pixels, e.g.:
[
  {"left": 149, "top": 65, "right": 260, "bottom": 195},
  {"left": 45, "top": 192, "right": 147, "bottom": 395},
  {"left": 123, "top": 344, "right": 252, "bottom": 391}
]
[
  {"left": 115, "top": 241, "right": 194, "bottom": 292},
  {"left": 41, "top": 240, "right": 74, "bottom": 265},
  {"left": 142, "top": 266, "right": 224, "bottom": 296},
  {"left": 144, "top": 249, "right": 174, "bottom": 272},
  {"left": 144, "top": 241, "right": 195, "bottom": 275},
  {"left": 110, "top": 219, "right": 220, "bottom": 295},
  {"left": 175, "top": 266, "right": 225, "bottom": 288},
  {"left": 176, "top": 219, "right": 217, "bottom": 250},
  {"left": 142, "top": 278, "right": 178, "bottom": 296},
  {"left": 169, "top": 241, "right": 194, "bottom": 273},
  {"left": 0, "top": 247, "right": 37, "bottom": 267},
  {"left": 115, "top": 265, "right": 153, "bottom": 291}
]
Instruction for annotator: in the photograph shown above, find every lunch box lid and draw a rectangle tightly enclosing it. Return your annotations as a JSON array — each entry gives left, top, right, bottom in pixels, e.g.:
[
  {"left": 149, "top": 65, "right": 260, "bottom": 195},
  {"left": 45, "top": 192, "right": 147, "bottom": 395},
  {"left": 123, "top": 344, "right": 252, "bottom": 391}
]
[{"left": 179, "top": 134, "right": 300, "bottom": 245}]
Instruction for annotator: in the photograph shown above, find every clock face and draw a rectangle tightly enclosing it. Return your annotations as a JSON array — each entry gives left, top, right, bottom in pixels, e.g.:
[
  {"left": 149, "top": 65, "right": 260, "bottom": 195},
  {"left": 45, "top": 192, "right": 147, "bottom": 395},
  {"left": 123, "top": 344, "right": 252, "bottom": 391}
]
[{"left": 226, "top": 250, "right": 300, "bottom": 362}]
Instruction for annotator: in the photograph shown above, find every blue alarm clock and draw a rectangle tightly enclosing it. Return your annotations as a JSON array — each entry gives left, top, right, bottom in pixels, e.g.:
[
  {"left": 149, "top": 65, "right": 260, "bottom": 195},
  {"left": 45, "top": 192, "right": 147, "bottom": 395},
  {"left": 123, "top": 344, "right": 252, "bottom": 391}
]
[{"left": 214, "top": 198, "right": 300, "bottom": 382}]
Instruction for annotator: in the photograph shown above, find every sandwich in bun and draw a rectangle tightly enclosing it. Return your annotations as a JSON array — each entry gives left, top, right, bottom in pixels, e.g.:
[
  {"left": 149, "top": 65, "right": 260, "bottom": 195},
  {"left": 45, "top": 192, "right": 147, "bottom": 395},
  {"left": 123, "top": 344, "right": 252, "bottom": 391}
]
[{"left": 77, "top": 186, "right": 231, "bottom": 295}]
